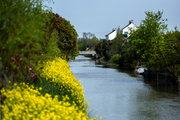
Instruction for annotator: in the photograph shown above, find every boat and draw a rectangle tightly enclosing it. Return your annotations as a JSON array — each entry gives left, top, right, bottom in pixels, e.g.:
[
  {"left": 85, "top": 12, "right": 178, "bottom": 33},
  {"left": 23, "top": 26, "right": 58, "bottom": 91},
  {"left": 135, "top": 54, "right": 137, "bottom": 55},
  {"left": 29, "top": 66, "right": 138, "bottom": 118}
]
[{"left": 135, "top": 67, "right": 148, "bottom": 75}]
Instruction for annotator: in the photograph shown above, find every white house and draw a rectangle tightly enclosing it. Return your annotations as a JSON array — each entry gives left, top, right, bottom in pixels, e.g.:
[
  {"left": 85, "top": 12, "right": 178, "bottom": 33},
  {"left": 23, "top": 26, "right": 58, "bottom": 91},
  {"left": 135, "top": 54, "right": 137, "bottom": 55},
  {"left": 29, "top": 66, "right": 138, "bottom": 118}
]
[
  {"left": 122, "top": 20, "right": 137, "bottom": 37},
  {"left": 105, "top": 29, "right": 117, "bottom": 41},
  {"left": 105, "top": 20, "right": 137, "bottom": 40}
]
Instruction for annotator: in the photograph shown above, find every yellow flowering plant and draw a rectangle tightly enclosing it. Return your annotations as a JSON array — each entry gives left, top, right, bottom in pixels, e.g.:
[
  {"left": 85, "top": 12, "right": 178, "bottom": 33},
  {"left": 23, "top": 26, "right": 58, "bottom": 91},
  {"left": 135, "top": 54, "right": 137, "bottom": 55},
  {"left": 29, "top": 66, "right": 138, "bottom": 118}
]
[
  {"left": 40, "top": 57, "right": 86, "bottom": 111},
  {"left": 1, "top": 83, "right": 92, "bottom": 120},
  {"left": 1, "top": 57, "right": 101, "bottom": 119}
]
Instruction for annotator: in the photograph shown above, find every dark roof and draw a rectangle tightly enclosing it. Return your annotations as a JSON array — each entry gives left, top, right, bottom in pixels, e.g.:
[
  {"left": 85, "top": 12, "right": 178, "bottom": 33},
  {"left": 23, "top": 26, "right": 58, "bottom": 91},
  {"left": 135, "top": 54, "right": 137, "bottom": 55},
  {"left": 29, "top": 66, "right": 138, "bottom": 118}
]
[
  {"left": 121, "top": 21, "right": 136, "bottom": 31},
  {"left": 106, "top": 20, "right": 137, "bottom": 37},
  {"left": 105, "top": 29, "right": 116, "bottom": 36}
]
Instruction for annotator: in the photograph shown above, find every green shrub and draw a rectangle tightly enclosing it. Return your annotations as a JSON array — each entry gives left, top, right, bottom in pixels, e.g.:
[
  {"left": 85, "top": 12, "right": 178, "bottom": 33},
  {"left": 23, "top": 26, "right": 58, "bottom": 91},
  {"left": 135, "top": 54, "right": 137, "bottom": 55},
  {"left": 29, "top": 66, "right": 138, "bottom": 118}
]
[{"left": 110, "top": 54, "right": 121, "bottom": 64}]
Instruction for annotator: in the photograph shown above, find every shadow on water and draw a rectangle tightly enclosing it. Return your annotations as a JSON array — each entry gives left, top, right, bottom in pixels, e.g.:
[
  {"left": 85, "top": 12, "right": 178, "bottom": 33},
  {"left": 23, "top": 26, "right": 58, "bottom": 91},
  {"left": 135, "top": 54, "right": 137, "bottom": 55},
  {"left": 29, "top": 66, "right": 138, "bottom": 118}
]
[
  {"left": 95, "top": 61, "right": 136, "bottom": 77},
  {"left": 84, "top": 56, "right": 179, "bottom": 94},
  {"left": 143, "top": 77, "right": 179, "bottom": 94}
]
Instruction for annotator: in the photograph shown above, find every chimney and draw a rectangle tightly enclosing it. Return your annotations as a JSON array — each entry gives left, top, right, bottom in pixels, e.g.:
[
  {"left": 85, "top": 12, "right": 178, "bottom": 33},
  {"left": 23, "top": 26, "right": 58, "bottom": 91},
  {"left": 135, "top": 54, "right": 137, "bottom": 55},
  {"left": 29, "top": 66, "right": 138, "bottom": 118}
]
[{"left": 129, "top": 20, "right": 133, "bottom": 24}]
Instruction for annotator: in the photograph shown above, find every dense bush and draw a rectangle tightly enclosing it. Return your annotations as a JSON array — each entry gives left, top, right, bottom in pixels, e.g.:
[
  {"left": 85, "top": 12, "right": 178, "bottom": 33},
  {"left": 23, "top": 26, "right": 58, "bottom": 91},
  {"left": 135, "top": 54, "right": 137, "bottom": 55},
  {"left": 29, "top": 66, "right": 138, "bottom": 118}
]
[
  {"left": 109, "top": 28, "right": 124, "bottom": 55},
  {"left": 147, "top": 30, "right": 180, "bottom": 76},
  {"left": 95, "top": 40, "right": 111, "bottom": 61},
  {"left": 0, "top": 0, "right": 60, "bottom": 85},
  {"left": 110, "top": 54, "right": 121, "bottom": 64},
  {"left": 95, "top": 29, "right": 125, "bottom": 62}
]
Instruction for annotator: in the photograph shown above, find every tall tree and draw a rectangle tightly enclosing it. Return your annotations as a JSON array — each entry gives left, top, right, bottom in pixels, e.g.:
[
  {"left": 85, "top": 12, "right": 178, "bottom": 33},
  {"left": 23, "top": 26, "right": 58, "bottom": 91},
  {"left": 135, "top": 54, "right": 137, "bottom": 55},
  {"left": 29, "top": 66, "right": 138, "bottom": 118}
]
[
  {"left": 129, "top": 11, "right": 168, "bottom": 64},
  {"left": 50, "top": 13, "right": 78, "bottom": 60},
  {"left": 78, "top": 32, "right": 99, "bottom": 51},
  {"left": 148, "top": 30, "right": 180, "bottom": 77}
]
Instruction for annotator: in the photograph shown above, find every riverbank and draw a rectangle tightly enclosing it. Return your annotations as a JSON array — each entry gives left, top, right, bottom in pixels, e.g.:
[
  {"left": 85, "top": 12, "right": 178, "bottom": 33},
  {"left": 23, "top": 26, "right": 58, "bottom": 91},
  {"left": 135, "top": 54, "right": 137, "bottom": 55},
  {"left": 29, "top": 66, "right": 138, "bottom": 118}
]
[{"left": 1, "top": 57, "right": 98, "bottom": 119}]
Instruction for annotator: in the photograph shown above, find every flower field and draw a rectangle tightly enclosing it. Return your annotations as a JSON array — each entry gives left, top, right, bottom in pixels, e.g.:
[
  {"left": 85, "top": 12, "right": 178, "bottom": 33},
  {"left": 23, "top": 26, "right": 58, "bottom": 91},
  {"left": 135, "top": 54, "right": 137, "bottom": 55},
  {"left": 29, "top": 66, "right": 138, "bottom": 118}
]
[
  {"left": 41, "top": 57, "right": 86, "bottom": 110},
  {"left": 1, "top": 83, "right": 91, "bottom": 120},
  {"left": 1, "top": 57, "right": 96, "bottom": 120}
]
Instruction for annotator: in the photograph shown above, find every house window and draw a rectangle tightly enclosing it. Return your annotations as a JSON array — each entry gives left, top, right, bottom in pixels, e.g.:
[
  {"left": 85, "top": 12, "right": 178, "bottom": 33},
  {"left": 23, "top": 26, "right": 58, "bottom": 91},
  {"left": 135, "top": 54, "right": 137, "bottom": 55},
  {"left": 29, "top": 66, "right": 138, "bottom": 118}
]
[{"left": 124, "top": 32, "right": 128, "bottom": 34}]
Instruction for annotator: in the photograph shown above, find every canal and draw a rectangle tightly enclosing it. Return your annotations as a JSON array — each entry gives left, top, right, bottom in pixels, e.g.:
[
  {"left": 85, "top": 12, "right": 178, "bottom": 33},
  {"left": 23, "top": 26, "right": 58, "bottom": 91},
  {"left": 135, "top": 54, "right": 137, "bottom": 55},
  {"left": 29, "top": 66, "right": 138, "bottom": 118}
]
[{"left": 69, "top": 55, "right": 180, "bottom": 120}]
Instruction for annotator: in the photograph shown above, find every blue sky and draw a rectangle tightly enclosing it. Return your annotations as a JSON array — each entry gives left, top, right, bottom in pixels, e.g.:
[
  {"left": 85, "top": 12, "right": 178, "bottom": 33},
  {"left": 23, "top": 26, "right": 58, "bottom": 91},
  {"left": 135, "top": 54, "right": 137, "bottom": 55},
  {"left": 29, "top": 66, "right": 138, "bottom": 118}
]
[{"left": 47, "top": 0, "right": 180, "bottom": 39}]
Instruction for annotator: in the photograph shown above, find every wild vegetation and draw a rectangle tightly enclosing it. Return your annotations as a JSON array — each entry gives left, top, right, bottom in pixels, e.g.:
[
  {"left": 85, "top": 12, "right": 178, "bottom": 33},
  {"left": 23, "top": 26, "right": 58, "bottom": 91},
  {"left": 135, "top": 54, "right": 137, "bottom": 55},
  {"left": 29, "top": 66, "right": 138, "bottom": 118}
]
[
  {"left": 95, "top": 11, "right": 180, "bottom": 79},
  {"left": 0, "top": 0, "right": 98, "bottom": 119},
  {"left": 78, "top": 32, "right": 99, "bottom": 51}
]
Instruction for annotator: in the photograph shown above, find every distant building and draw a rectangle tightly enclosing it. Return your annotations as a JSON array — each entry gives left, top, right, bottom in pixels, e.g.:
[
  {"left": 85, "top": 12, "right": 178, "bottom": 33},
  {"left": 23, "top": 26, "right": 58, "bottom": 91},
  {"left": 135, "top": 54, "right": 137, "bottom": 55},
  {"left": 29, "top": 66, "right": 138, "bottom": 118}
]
[
  {"left": 105, "top": 20, "right": 137, "bottom": 40},
  {"left": 121, "top": 20, "right": 137, "bottom": 37},
  {"left": 105, "top": 29, "right": 117, "bottom": 41}
]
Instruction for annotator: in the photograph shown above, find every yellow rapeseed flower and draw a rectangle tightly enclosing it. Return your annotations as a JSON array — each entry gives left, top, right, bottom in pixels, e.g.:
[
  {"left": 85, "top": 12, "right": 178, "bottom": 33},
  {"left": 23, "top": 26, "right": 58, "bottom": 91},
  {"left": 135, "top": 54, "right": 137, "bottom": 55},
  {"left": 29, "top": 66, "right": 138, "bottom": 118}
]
[
  {"left": 1, "top": 83, "right": 93, "bottom": 120},
  {"left": 1, "top": 57, "right": 99, "bottom": 120},
  {"left": 41, "top": 57, "right": 86, "bottom": 110}
]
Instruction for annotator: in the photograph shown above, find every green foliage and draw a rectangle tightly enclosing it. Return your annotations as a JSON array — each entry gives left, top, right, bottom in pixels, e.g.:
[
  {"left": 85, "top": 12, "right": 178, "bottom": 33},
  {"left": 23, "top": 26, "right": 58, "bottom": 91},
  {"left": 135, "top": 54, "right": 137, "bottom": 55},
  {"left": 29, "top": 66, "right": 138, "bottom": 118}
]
[
  {"left": 127, "top": 11, "right": 180, "bottom": 77},
  {"left": 29, "top": 78, "right": 62, "bottom": 100},
  {"left": 95, "top": 29, "right": 128, "bottom": 66},
  {"left": 148, "top": 30, "right": 180, "bottom": 76},
  {"left": 110, "top": 28, "right": 124, "bottom": 55},
  {"left": 42, "top": 30, "right": 61, "bottom": 60},
  {"left": 95, "top": 40, "right": 111, "bottom": 61},
  {"left": 78, "top": 32, "right": 99, "bottom": 51},
  {"left": 49, "top": 13, "right": 78, "bottom": 60},
  {"left": 129, "top": 11, "right": 167, "bottom": 63},
  {"left": 0, "top": 0, "right": 60, "bottom": 85},
  {"left": 95, "top": 29, "right": 126, "bottom": 64},
  {"left": 121, "top": 43, "right": 138, "bottom": 68},
  {"left": 110, "top": 54, "right": 121, "bottom": 64}
]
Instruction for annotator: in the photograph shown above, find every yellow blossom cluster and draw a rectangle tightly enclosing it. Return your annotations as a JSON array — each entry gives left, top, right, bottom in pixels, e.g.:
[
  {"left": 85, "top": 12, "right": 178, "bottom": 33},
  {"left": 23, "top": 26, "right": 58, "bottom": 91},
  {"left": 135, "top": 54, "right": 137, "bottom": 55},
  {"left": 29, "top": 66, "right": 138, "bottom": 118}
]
[
  {"left": 41, "top": 57, "right": 85, "bottom": 109},
  {"left": 1, "top": 83, "right": 92, "bottom": 120}
]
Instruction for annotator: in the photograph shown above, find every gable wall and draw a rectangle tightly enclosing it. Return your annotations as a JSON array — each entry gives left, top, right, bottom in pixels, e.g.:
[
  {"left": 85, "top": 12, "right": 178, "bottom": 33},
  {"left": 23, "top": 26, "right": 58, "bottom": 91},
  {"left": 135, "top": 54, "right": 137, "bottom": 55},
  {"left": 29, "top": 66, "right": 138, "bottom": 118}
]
[
  {"left": 107, "top": 30, "right": 117, "bottom": 40},
  {"left": 122, "top": 23, "right": 137, "bottom": 37}
]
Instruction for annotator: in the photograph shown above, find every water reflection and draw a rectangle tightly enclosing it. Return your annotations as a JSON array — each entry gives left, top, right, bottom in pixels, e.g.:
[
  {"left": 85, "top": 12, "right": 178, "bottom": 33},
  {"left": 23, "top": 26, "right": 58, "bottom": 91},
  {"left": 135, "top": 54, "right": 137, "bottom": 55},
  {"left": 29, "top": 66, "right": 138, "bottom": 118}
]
[{"left": 69, "top": 55, "right": 180, "bottom": 120}]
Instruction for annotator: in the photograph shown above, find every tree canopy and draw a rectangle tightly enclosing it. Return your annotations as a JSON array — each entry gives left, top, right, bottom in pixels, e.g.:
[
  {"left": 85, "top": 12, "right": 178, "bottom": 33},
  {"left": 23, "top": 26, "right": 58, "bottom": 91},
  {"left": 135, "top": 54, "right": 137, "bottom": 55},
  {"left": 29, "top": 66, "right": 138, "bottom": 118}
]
[
  {"left": 78, "top": 32, "right": 99, "bottom": 51},
  {"left": 49, "top": 13, "right": 78, "bottom": 60},
  {"left": 129, "top": 11, "right": 168, "bottom": 63}
]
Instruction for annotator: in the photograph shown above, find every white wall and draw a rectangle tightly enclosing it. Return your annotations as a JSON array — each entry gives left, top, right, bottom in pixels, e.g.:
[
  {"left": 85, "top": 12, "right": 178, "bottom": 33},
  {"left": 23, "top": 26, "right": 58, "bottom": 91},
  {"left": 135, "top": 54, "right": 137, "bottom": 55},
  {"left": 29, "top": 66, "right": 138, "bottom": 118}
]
[
  {"left": 107, "top": 30, "right": 117, "bottom": 40},
  {"left": 122, "top": 23, "right": 137, "bottom": 37}
]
